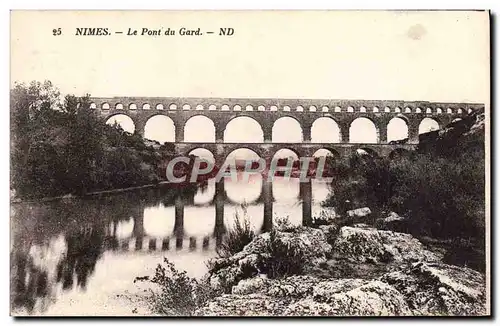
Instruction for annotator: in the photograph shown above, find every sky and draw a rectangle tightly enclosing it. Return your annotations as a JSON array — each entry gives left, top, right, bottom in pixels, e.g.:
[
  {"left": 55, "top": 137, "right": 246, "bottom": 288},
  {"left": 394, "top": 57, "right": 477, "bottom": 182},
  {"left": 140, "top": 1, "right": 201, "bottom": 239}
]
[{"left": 10, "top": 10, "right": 490, "bottom": 150}]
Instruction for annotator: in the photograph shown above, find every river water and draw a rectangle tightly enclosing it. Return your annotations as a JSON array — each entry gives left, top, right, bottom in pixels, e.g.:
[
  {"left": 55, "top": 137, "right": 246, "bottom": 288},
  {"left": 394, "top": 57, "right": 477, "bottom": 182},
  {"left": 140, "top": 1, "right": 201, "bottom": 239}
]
[{"left": 10, "top": 175, "right": 334, "bottom": 316}]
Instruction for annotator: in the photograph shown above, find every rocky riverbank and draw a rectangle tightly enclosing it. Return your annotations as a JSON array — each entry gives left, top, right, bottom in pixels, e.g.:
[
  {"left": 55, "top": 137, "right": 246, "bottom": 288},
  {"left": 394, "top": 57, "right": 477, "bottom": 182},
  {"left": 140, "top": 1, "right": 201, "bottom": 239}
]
[{"left": 192, "top": 222, "right": 487, "bottom": 316}]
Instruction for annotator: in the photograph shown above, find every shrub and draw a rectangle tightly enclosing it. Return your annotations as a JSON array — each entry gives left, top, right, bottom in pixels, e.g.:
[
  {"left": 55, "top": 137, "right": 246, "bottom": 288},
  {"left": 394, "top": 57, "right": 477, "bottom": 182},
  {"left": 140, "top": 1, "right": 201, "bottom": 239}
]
[
  {"left": 263, "top": 228, "right": 309, "bottom": 278},
  {"left": 216, "top": 205, "right": 255, "bottom": 258},
  {"left": 273, "top": 215, "right": 298, "bottom": 232},
  {"left": 388, "top": 152, "right": 484, "bottom": 241},
  {"left": 134, "top": 258, "right": 215, "bottom": 316}
]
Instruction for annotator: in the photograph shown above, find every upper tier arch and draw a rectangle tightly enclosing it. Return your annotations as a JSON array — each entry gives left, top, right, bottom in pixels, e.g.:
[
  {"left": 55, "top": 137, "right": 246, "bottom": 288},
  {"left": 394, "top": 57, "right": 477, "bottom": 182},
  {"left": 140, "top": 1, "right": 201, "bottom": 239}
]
[{"left": 92, "top": 96, "right": 484, "bottom": 145}]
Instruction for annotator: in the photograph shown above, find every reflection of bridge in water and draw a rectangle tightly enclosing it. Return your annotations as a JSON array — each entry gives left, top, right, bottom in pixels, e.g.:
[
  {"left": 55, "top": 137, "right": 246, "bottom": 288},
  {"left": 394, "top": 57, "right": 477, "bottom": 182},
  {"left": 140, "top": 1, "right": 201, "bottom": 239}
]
[
  {"left": 115, "top": 235, "right": 219, "bottom": 253},
  {"left": 109, "top": 178, "right": 310, "bottom": 252}
]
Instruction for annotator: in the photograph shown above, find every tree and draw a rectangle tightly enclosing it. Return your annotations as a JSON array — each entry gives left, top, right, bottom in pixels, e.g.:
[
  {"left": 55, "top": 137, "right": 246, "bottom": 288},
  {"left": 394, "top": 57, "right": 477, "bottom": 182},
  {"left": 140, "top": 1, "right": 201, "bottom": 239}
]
[{"left": 10, "top": 81, "right": 62, "bottom": 197}]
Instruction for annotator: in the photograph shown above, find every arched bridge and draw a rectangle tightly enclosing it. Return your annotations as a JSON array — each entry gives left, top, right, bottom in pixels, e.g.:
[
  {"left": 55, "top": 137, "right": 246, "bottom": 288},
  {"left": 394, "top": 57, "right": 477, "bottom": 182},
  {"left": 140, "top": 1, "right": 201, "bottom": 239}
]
[
  {"left": 173, "top": 142, "right": 418, "bottom": 165},
  {"left": 89, "top": 97, "right": 483, "bottom": 159}
]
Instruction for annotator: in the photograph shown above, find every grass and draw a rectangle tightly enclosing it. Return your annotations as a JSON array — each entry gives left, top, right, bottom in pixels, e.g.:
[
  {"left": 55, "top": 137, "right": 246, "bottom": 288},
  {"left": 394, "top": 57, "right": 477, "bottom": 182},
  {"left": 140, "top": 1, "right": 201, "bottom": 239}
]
[{"left": 216, "top": 205, "right": 256, "bottom": 258}]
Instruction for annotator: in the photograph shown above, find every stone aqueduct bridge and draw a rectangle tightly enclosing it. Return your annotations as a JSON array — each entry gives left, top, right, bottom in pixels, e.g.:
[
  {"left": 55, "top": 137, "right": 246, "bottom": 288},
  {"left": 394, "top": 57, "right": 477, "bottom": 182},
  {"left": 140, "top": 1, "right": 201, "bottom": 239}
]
[
  {"left": 89, "top": 97, "right": 484, "bottom": 160},
  {"left": 88, "top": 97, "right": 484, "bottom": 232}
]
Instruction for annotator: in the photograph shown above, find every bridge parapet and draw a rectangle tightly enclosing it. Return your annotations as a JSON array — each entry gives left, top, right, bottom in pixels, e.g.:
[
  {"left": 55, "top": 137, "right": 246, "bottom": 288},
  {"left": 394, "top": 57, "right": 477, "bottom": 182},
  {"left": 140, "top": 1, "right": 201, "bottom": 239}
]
[{"left": 90, "top": 96, "right": 482, "bottom": 115}]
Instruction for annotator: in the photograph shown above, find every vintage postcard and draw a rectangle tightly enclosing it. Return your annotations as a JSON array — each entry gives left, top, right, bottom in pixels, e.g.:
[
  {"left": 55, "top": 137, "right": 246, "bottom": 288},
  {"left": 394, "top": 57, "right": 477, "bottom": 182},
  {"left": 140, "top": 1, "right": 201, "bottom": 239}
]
[{"left": 9, "top": 10, "right": 490, "bottom": 317}]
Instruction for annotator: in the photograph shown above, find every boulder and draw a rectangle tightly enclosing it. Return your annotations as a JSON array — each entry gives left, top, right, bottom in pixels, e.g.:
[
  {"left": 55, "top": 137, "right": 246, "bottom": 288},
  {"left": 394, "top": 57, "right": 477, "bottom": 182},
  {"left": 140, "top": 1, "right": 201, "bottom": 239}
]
[
  {"left": 285, "top": 280, "right": 411, "bottom": 316},
  {"left": 347, "top": 207, "right": 371, "bottom": 219},
  {"left": 307, "top": 258, "right": 393, "bottom": 280},
  {"left": 232, "top": 276, "right": 269, "bottom": 295},
  {"left": 282, "top": 298, "right": 337, "bottom": 316},
  {"left": 380, "top": 262, "right": 487, "bottom": 316},
  {"left": 197, "top": 260, "right": 486, "bottom": 316},
  {"left": 196, "top": 223, "right": 485, "bottom": 316},
  {"left": 312, "top": 278, "right": 370, "bottom": 297},
  {"left": 332, "top": 226, "right": 442, "bottom": 264},
  {"left": 207, "top": 227, "right": 332, "bottom": 292},
  {"left": 266, "top": 275, "right": 321, "bottom": 298},
  {"left": 375, "top": 212, "right": 409, "bottom": 233},
  {"left": 208, "top": 265, "right": 244, "bottom": 293},
  {"left": 194, "top": 293, "right": 289, "bottom": 316},
  {"left": 197, "top": 276, "right": 324, "bottom": 316}
]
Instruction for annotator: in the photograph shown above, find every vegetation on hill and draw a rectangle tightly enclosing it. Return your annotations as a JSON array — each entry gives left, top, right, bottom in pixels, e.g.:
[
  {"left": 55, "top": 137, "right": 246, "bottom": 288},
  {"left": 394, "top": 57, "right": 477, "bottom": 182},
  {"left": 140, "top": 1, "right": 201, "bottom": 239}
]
[
  {"left": 10, "top": 80, "right": 168, "bottom": 199},
  {"left": 323, "top": 110, "right": 486, "bottom": 270}
]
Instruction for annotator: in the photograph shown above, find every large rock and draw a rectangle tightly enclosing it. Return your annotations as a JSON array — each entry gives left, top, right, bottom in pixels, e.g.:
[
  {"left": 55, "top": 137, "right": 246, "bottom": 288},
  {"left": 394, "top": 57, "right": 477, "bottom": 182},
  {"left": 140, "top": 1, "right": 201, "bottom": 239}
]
[
  {"left": 286, "top": 280, "right": 411, "bottom": 316},
  {"left": 384, "top": 212, "right": 405, "bottom": 223},
  {"left": 196, "top": 275, "right": 341, "bottom": 316},
  {"left": 232, "top": 276, "right": 269, "bottom": 295},
  {"left": 197, "top": 262, "right": 486, "bottom": 317},
  {"left": 194, "top": 293, "right": 289, "bottom": 316},
  {"left": 375, "top": 212, "right": 409, "bottom": 233},
  {"left": 208, "top": 265, "right": 244, "bottom": 293},
  {"left": 332, "top": 225, "right": 442, "bottom": 264},
  {"left": 207, "top": 227, "right": 332, "bottom": 292},
  {"left": 266, "top": 275, "right": 322, "bottom": 298},
  {"left": 381, "top": 262, "right": 487, "bottom": 316},
  {"left": 347, "top": 207, "right": 371, "bottom": 218},
  {"left": 196, "top": 224, "right": 485, "bottom": 316},
  {"left": 281, "top": 299, "right": 337, "bottom": 316}
]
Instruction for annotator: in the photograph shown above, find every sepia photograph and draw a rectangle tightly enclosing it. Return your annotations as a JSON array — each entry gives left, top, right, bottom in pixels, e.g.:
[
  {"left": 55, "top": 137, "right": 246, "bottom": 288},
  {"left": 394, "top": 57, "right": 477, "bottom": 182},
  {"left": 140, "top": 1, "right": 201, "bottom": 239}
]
[{"left": 9, "top": 10, "right": 490, "bottom": 317}]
